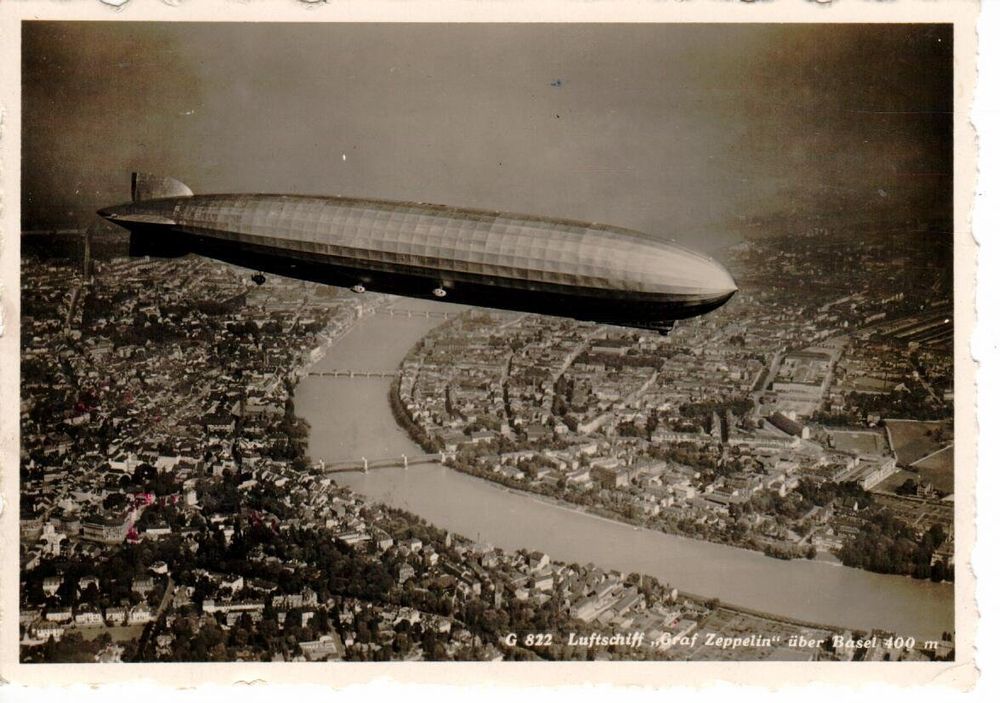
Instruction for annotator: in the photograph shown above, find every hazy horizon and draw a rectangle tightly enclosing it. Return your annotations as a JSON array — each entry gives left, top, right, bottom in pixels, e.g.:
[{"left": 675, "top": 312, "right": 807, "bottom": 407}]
[{"left": 22, "top": 22, "right": 952, "bottom": 253}]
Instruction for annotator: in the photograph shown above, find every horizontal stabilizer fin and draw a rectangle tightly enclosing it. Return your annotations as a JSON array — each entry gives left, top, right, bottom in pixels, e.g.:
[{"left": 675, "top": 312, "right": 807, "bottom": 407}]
[{"left": 131, "top": 173, "right": 193, "bottom": 202}]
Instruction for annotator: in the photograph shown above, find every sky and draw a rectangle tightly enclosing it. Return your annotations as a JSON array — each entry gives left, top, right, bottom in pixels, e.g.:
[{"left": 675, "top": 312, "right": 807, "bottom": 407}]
[{"left": 21, "top": 22, "right": 952, "bottom": 251}]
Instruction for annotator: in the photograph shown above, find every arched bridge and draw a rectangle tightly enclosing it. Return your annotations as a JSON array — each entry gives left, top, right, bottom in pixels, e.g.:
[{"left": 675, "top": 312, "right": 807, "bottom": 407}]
[
  {"left": 377, "top": 309, "right": 457, "bottom": 320},
  {"left": 307, "top": 369, "right": 401, "bottom": 379},
  {"left": 313, "top": 452, "right": 455, "bottom": 474}
]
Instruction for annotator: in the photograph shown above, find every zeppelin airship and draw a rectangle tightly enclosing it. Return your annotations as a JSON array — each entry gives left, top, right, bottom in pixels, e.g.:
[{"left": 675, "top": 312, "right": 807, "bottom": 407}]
[{"left": 98, "top": 173, "right": 737, "bottom": 333}]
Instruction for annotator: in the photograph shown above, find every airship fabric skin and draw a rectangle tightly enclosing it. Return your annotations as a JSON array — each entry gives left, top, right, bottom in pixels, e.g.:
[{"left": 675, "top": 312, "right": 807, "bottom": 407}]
[{"left": 100, "top": 173, "right": 737, "bottom": 334}]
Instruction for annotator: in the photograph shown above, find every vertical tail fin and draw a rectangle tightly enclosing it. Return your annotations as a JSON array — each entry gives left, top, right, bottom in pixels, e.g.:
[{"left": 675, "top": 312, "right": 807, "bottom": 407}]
[{"left": 131, "top": 173, "right": 193, "bottom": 202}]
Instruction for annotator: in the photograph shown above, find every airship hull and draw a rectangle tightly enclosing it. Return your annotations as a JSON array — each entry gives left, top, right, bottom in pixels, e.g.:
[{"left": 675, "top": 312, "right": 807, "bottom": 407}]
[
  {"left": 129, "top": 224, "right": 732, "bottom": 331},
  {"left": 101, "top": 175, "right": 737, "bottom": 333}
]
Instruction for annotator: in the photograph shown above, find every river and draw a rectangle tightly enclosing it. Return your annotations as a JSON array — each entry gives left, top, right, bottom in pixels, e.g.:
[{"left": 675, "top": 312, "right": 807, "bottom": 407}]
[{"left": 294, "top": 299, "right": 954, "bottom": 641}]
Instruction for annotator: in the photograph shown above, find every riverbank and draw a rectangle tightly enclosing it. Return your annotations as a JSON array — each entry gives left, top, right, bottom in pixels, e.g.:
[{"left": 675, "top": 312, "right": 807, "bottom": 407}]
[
  {"left": 294, "top": 327, "right": 854, "bottom": 638},
  {"left": 294, "top": 299, "right": 953, "bottom": 641},
  {"left": 388, "top": 380, "right": 873, "bottom": 586},
  {"left": 388, "top": 371, "right": 827, "bottom": 565},
  {"left": 387, "top": 327, "right": 955, "bottom": 583}
]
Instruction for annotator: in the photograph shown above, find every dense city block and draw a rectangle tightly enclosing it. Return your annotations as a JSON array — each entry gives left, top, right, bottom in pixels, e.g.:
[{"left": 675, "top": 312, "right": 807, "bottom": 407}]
[{"left": 20, "top": 224, "right": 953, "bottom": 662}]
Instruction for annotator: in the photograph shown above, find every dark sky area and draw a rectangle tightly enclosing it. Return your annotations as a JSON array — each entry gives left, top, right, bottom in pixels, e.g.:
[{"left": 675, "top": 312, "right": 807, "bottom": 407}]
[{"left": 21, "top": 22, "right": 952, "bottom": 251}]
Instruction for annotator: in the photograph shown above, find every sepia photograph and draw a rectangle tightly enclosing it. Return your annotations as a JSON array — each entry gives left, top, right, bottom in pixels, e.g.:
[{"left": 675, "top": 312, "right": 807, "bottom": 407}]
[{"left": 0, "top": 2, "right": 981, "bottom": 689}]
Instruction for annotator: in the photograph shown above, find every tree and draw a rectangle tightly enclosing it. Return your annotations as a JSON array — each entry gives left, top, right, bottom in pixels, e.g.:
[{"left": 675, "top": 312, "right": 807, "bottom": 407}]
[
  {"left": 133, "top": 463, "right": 156, "bottom": 485},
  {"left": 103, "top": 492, "right": 128, "bottom": 510},
  {"left": 356, "top": 620, "right": 371, "bottom": 644},
  {"left": 896, "top": 478, "right": 918, "bottom": 496},
  {"left": 394, "top": 632, "right": 413, "bottom": 656}
]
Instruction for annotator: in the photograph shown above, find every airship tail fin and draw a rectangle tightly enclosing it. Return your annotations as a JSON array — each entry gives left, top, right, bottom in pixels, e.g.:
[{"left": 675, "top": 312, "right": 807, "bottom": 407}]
[
  {"left": 131, "top": 172, "right": 193, "bottom": 202},
  {"left": 122, "top": 173, "right": 193, "bottom": 258}
]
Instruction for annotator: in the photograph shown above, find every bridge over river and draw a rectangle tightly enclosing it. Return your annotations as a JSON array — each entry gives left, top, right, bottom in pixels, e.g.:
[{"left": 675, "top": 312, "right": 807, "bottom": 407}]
[
  {"left": 308, "top": 369, "right": 400, "bottom": 379},
  {"left": 375, "top": 308, "right": 457, "bottom": 320},
  {"left": 314, "top": 452, "right": 455, "bottom": 474},
  {"left": 295, "top": 296, "right": 955, "bottom": 642}
]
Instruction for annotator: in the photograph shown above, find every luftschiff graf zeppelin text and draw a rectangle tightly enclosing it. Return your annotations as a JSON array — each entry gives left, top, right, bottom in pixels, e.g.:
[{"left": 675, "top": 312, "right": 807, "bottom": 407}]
[{"left": 503, "top": 632, "right": 928, "bottom": 651}]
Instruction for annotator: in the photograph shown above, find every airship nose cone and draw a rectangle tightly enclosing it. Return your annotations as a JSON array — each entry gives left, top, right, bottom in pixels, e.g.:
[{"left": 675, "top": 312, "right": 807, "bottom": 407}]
[
  {"left": 656, "top": 243, "right": 737, "bottom": 298},
  {"left": 638, "top": 241, "right": 737, "bottom": 318},
  {"left": 679, "top": 254, "right": 737, "bottom": 316},
  {"left": 708, "top": 258, "right": 738, "bottom": 298},
  {"left": 697, "top": 258, "right": 738, "bottom": 313}
]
